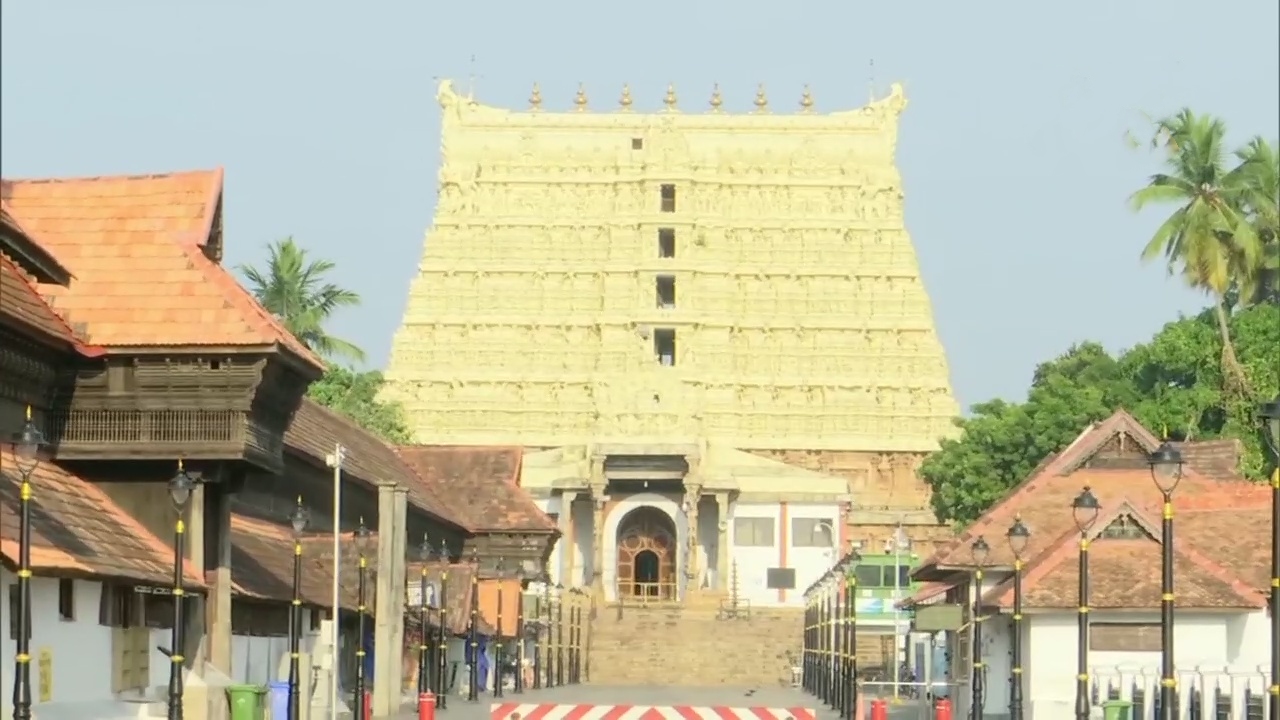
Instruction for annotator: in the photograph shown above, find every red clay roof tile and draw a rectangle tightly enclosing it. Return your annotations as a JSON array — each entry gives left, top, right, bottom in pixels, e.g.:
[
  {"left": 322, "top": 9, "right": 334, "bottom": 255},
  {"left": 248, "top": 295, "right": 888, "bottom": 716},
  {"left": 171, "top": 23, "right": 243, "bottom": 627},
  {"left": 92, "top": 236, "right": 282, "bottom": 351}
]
[
  {"left": 395, "top": 446, "right": 556, "bottom": 533},
  {"left": 0, "top": 254, "right": 105, "bottom": 356},
  {"left": 0, "top": 171, "right": 322, "bottom": 370},
  {"left": 0, "top": 448, "right": 202, "bottom": 587}
]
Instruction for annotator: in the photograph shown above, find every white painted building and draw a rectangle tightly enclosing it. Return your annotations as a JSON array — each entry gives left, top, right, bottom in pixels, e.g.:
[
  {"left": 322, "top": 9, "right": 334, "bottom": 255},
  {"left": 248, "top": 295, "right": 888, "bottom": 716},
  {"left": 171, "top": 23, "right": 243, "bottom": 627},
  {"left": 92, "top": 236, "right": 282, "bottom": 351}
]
[{"left": 524, "top": 442, "right": 850, "bottom": 607}]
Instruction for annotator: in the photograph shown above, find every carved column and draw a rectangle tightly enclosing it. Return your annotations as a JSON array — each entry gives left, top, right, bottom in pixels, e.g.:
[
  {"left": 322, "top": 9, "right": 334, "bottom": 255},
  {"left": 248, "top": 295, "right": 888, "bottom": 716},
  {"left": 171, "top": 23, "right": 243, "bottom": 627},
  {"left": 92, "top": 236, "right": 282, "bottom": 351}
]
[
  {"left": 683, "top": 484, "right": 703, "bottom": 593},
  {"left": 715, "top": 492, "right": 730, "bottom": 592},
  {"left": 589, "top": 453, "right": 607, "bottom": 596},
  {"left": 559, "top": 491, "right": 578, "bottom": 585}
]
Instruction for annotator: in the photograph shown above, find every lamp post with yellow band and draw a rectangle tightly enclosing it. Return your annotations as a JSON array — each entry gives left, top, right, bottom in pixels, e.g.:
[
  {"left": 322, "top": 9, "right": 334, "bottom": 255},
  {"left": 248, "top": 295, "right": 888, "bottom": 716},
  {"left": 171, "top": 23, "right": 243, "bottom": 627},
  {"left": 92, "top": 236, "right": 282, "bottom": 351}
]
[
  {"left": 843, "top": 550, "right": 860, "bottom": 716},
  {"left": 969, "top": 535, "right": 989, "bottom": 720},
  {"left": 417, "top": 533, "right": 432, "bottom": 699},
  {"left": 10, "top": 406, "right": 45, "bottom": 720},
  {"left": 353, "top": 520, "right": 372, "bottom": 720},
  {"left": 1072, "top": 486, "right": 1100, "bottom": 720},
  {"left": 1149, "top": 440, "right": 1185, "bottom": 720},
  {"left": 1257, "top": 393, "right": 1280, "bottom": 720},
  {"left": 167, "top": 461, "right": 196, "bottom": 720},
  {"left": 288, "top": 498, "right": 309, "bottom": 720},
  {"left": 1006, "top": 516, "right": 1030, "bottom": 720},
  {"left": 436, "top": 539, "right": 451, "bottom": 709}
]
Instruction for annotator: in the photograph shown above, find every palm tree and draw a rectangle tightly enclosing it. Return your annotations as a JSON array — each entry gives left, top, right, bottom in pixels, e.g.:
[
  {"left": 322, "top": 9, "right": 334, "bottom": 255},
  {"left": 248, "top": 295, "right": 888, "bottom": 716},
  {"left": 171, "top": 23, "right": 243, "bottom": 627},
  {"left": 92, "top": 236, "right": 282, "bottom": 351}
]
[
  {"left": 239, "top": 237, "right": 365, "bottom": 363},
  {"left": 1129, "top": 109, "right": 1261, "bottom": 393},
  {"left": 1230, "top": 137, "right": 1279, "bottom": 304}
]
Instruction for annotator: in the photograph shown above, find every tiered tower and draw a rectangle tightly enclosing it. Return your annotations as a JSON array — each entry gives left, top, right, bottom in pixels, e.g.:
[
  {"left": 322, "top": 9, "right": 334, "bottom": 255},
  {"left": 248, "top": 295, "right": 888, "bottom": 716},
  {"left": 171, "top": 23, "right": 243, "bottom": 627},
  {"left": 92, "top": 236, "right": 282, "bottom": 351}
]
[{"left": 383, "top": 80, "right": 957, "bottom": 456}]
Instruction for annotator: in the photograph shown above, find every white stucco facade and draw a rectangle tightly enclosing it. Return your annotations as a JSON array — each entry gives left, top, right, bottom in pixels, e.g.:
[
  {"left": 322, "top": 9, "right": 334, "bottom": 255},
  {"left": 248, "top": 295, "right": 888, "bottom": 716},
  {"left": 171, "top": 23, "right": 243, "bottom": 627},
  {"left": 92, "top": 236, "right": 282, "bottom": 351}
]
[{"left": 942, "top": 573, "right": 1273, "bottom": 720}]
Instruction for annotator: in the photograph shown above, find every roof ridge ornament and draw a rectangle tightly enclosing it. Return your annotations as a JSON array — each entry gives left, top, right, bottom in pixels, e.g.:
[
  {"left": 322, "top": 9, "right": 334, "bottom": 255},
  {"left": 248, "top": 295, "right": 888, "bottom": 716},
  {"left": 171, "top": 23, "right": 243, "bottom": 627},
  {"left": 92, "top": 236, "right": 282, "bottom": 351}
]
[
  {"left": 619, "top": 84, "right": 633, "bottom": 112},
  {"left": 663, "top": 83, "right": 678, "bottom": 113},
  {"left": 799, "top": 85, "right": 815, "bottom": 114},
  {"left": 708, "top": 84, "right": 724, "bottom": 113},
  {"left": 528, "top": 83, "right": 543, "bottom": 112},
  {"left": 574, "top": 83, "right": 588, "bottom": 112},
  {"left": 753, "top": 83, "right": 769, "bottom": 114}
]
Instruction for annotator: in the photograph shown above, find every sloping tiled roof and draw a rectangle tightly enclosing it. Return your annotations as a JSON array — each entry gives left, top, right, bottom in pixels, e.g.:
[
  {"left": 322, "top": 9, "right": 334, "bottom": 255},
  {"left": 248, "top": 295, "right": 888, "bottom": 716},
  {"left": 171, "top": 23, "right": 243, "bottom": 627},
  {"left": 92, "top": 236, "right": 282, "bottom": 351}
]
[
  {"left": 395, "top": 446, "right": 556, "bottom": 533},
  {"left": 0, "top": 254, "right": 105, "bottom": 356},
  {"left": 1174, "top": 439, "right": 1244, "bottom": 481},
  {"left": 982, "top": 501, "right": 1263, "bottom": 609},
  {"left": 916, "top": 409, "right": 1234, "bottom": 572},
  {"left": 0, "top": 199, "right": 71, "bottom": 284},
  {"left": 0, "top": 448, "right": 203, "bottom": 588},
  {"left": 0, "top": 171, "right": 323, "bottom": 370},
  {"left": 284, "top": 399, "right": 470, "bottom": 531},
  {"left": 228, "top": 514, "right": 379, "bottom": 610}
]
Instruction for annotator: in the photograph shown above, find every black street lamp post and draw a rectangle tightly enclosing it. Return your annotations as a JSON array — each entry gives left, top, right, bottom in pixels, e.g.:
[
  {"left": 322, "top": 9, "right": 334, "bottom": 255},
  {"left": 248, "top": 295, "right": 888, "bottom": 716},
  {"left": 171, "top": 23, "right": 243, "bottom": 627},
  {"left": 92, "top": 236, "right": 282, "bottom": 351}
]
[
  {"left": 515, "top": 564, "right": 527, "bottom": 694},
  {"left": 1007, "top": 516, "right": 1030, "bottom": 720},
  {"left": 554, "top": 584, "right": 565, "bottom": 687},
  {"left": 436, "top": 540, "right": 450, "bottom": 710},
  {"left": 353, "top": 520, "right": 372, "bottom": 720},
  {"left": 167, "top": 461, "right": 195, "bottom": 720},
  {"left": 1149, "top": 441, "right": 1185, "bottom": 720},
  {"left": 1258, "top": 393, "right": 1280, "bottom": 720},
  {"left": 495, "top": 557, "right": 506, "bottom": 698},
  {"left": 416, "top": 534, "right": 432, "bottom": 699},
  {"left": 970, "top": 536, "right": 990, "bottom": 720},
  {"left": 468, "top": 548, "right": 480, "bottom": 702},
  {"left": 10, "top": 406, "right": 44, "bottom": 720},
  {"left": 287, "top": 498, "right": 309, "bottom": 720},
  {"left": 1072, "top": 486, "right": 1101, "bottom": 720},
  {"left": 832, "top": 566, "right": 844, "bottom": 717},
  {"left": 845, "top": 550, "right": 861, "bottom": 714}
]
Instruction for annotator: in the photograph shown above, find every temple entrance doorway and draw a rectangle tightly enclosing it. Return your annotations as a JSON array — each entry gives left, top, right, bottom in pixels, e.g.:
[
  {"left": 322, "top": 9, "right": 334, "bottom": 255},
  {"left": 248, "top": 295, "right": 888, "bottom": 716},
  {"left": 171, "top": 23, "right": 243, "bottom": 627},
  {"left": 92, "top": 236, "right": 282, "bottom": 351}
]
[{"left": 616, "top": 506, "right": 677, "bottom": 600}]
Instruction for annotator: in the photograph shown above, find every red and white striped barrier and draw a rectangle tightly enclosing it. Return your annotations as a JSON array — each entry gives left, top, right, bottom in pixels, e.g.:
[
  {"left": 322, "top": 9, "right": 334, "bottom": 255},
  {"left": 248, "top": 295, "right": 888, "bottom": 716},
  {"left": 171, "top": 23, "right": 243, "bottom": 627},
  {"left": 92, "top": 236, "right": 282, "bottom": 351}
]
[{"left": 488, "top": 704, "right": 817, "bottom": 720}]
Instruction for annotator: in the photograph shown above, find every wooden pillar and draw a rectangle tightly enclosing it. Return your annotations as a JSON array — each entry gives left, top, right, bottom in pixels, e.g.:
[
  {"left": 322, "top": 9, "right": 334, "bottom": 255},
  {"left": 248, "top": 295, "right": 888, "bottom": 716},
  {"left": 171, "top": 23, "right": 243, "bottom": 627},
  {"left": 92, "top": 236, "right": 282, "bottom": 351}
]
[{"left": 205, "top": 477, "right": 235, "bottom": 671}]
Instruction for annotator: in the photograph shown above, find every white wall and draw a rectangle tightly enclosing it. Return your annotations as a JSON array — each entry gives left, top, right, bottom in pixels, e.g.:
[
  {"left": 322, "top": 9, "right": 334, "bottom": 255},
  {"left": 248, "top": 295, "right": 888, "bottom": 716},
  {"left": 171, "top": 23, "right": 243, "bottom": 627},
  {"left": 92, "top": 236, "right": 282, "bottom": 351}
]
[
  {"left": 727, "top": 502, "right": 841, "bottom": 608},
  {"left": 0, "top": 569, "right": 183, "bottom": 717},
  {"left": 968, "top": 609, "right": 1273, "bottom": 720},
  {"left": 228, "top": 607, "right": 320, "bottom": 686}
]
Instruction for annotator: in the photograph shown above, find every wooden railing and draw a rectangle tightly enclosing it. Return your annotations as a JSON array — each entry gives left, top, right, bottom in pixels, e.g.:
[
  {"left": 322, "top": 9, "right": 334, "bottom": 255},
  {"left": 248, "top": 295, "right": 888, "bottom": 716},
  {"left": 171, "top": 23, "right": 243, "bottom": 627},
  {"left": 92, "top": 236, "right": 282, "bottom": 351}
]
[{"left": 618, "top": 581, "right": 679, "bottom": 603}]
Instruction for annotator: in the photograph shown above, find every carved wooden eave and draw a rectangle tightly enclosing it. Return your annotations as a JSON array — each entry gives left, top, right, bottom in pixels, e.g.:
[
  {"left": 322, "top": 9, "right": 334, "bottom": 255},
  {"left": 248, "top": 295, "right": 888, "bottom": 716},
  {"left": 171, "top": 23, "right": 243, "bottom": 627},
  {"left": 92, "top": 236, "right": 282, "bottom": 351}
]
[{"left": 47, "top": 348, "right": 312, "bottom": 472}]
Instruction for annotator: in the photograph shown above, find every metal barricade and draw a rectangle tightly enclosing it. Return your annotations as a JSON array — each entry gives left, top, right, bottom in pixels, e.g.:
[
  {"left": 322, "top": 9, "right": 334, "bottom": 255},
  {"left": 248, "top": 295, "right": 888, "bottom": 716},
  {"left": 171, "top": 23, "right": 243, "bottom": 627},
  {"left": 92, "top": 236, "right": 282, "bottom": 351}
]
[{"left": 1091, "top": 664, "right": 1270, "bottom": 720}]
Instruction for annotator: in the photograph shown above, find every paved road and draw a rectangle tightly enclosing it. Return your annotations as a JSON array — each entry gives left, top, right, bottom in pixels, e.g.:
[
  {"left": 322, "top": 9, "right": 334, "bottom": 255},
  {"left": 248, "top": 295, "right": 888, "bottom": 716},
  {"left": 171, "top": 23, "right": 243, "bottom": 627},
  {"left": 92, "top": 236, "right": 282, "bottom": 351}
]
[{"left": 380, "top": 686, "right": 936, "bottom": 720}]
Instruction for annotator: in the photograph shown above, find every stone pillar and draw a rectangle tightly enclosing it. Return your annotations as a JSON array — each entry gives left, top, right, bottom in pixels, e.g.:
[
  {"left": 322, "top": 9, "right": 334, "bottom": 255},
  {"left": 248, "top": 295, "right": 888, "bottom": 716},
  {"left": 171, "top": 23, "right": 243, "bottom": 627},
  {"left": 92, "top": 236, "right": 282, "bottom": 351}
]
[
  {"left": 683, "top": 484, "right": 702, "bottom": 596},
  {"left": 589, "top": 456, "right": 606, "bottom": 596},
  {"left": 715, "top": 492, "right": 730, "bottom": 592},
  {"left": 206, "top": 479, "right": 234, "bottom": 671},
  {"left": 372, "top": 484, "right": 408, "bottom": 717},
  {"left": 558, "top": 491, "right": 578, "bottom": 585}
]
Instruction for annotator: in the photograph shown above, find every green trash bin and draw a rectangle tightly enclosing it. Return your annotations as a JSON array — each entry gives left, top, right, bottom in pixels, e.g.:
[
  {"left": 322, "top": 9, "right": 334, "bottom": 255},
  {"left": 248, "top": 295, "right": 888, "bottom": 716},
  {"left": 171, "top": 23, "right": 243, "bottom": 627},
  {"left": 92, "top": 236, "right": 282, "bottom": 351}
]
[
  {"left": 226, "top": 684, "right": 267, "bottom": 720},
  {"left": 1101, "top": 699, "right": 1133, "bottom": 720}
]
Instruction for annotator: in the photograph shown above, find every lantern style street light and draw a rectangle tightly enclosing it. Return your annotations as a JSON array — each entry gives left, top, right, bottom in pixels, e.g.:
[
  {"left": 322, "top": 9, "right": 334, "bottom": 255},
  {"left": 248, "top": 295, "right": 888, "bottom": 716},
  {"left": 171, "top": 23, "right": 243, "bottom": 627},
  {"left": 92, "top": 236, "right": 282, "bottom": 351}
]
[
  {"left": 1148, "top": 440, "right": 1184, "bottom": 720},
  {"left": 1257, "top": 394, "right": 1280, "bottom": 720},
  {"left": 1007, "top": 516, "right": 1030, "bottom": 720},
  {"left": 969, "top": 536, "right": 990, "bottom": 720},
  {"left": 416, "top": 534, "right": 432, "bottom": 700},
  {"left": 287, "top": 498, "right": 309, "bottom": 720},
  {"left": 10, "top": 406, "right": 45, "bottom": 720},
  {"left": 166, "top": 461, "right": 195, "bottom": 720},
  {"left": 1072, "top": 486, "right": 1100, "bottom": 720},
  {"left": 352, "top": 520, "right": 372, "bottom": 719}
]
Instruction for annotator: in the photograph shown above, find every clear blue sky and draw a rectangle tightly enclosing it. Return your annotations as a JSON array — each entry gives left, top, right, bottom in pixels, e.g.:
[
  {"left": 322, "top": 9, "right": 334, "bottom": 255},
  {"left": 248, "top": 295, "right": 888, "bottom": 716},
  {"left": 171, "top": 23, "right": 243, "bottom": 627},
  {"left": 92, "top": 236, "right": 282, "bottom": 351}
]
[{"left": 3, "top": 1, "right": 1276, "bottom": 410}]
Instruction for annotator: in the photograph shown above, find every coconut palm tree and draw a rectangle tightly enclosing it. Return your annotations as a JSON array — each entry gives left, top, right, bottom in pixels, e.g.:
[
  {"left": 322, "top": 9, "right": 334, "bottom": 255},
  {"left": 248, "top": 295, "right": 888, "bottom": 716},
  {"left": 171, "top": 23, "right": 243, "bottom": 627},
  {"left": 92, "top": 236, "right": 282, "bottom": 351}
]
[
  {"left": 239, "top": 237, "right": 365, "bottom": 363},
  {"left": 1230, "top": 136, "right": 1279, "bottom": 304},
  {"left": 1129, "top": 109, "right": 1261, "bottom": 393}
]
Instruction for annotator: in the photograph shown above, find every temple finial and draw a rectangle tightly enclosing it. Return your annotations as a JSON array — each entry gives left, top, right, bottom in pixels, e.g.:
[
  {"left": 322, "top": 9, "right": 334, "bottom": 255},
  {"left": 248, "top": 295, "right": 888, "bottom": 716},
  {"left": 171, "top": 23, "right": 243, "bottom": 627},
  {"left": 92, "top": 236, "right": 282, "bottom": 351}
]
[
  {"left": 799, "top": 85, "right": 814, "bottom": 113},
  {"left": 574, "top": 83, "right": 588, "bottom": 112},
  {"left": 753, "top": 83, "right": 769, "bottom": 113},
  {"left": 528, "top": 83, "right": 542, "bottom": 112},
  {"left": 619, "top": 84, "right": 633, "bottom": 112},
  {"left": 708, "top": 84, "right": 723, "bottom": 113},
  {"left": 663, "top": 83, "right": 678, "bottom": 112}
]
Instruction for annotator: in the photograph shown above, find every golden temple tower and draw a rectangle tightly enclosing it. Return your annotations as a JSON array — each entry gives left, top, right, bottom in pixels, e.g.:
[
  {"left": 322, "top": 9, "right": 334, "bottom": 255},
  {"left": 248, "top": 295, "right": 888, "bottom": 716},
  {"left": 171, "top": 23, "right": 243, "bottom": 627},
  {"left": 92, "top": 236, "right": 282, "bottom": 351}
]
[{"left": 383, "top": 80, "right": 959, "bottom": 455}]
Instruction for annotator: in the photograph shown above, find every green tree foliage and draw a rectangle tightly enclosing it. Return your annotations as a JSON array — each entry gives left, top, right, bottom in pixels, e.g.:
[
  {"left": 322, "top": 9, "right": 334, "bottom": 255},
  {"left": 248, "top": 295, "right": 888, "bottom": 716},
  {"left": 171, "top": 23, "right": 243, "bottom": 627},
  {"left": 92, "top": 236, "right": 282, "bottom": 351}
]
[
  {"left": 922, "top": 303, "right": 1280, "bottom": 525},
  {"left": 238, "top": 237, "right": 365, "bottom": 363},
  {"left": 306, "top": 365, "right": 414, "bottom": 444}
]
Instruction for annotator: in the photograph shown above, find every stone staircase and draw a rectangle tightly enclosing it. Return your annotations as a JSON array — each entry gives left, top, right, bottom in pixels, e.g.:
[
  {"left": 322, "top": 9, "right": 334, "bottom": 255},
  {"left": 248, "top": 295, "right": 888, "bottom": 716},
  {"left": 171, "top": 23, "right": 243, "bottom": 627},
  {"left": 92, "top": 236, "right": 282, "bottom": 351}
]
[{"left": 586, "top": 592, "right": 802, "bottom": 687}]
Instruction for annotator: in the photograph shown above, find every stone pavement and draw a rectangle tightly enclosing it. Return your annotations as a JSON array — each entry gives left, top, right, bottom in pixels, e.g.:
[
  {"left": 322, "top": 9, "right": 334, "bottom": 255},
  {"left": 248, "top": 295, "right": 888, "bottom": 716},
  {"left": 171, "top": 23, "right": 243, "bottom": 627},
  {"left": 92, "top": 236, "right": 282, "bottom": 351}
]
[{"left": 378, "top": 686, "right": 938, "bottom": 720}]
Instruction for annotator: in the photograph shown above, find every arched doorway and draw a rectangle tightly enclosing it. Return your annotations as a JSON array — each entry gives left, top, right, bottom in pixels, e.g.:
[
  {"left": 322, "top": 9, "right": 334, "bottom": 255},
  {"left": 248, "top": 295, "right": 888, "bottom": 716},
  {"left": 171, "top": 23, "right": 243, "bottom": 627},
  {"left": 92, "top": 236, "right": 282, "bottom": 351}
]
[{"left": 616, "top": 506, "right": 677, "bottom": 600}]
